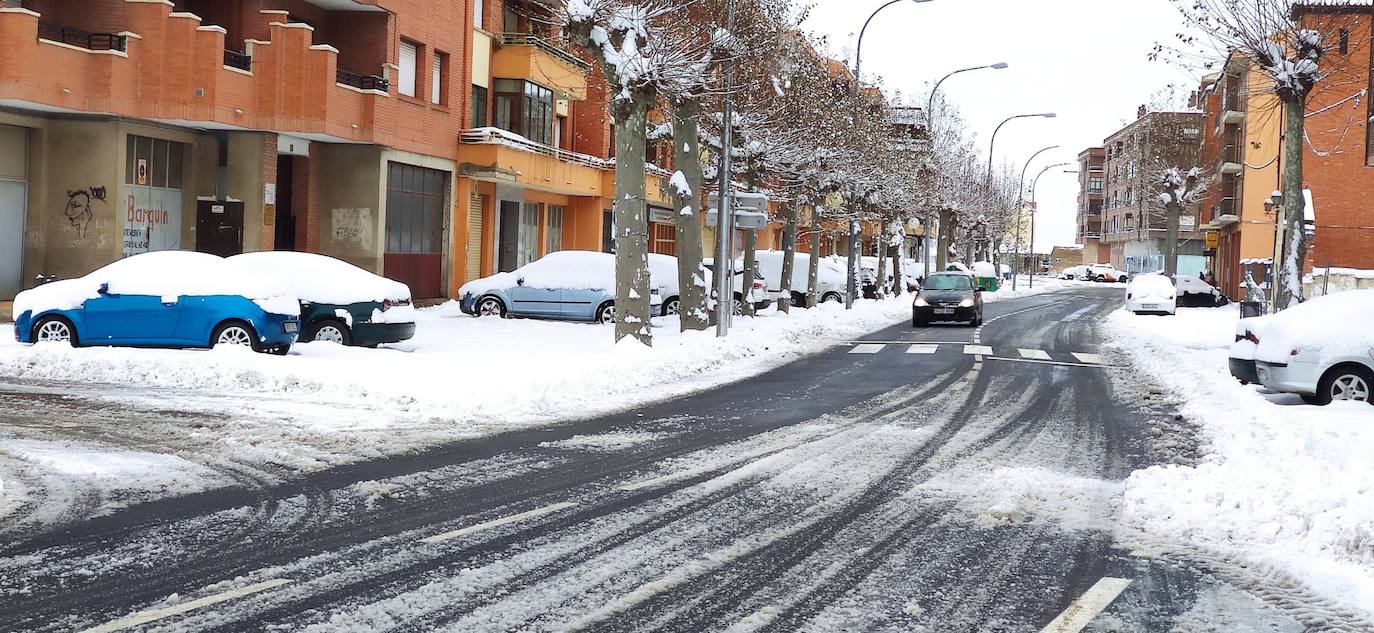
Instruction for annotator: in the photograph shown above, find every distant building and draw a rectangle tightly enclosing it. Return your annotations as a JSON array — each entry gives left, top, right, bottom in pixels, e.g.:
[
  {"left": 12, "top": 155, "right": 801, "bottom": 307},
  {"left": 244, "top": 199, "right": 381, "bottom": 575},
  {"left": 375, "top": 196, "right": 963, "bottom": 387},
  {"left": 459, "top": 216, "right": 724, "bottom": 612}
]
[
  {"left": 1100, "top": 105, "right": 1206, "bottom": 274},
  {"left": 1075, "top": 147, "right": 1105, "bottom": 264}
]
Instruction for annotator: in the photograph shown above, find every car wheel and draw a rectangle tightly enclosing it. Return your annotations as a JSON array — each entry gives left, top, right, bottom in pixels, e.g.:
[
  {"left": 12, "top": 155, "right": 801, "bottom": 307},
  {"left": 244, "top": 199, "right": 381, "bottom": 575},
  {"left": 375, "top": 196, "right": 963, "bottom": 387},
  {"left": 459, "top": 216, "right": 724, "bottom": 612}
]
[
  {"left": 1315, "top": 364, "right": 1374, "bottom": 405},
  {"left": 211, "top": 320, "right": 260, "bottom": 352},
  {"left": 912, "top": 316, "right": 927, "bottom": 327},
  {"left": 595, "top": 302, "right": 616, "bottom": 324},
  {"left": 477, "top": 296, "right": 506, "bottom": 318},
  {"left": 32, "top": 316, "right": 78, "bottom": 347},
  {"left": 309, "top": 319, "right": 352, "bottom": 346},
  {"left": 662, "top": 297, "right": 681, "bottom": 317},
  {"left": 822, "top": 292, "right": 842, "bottom": 304}
]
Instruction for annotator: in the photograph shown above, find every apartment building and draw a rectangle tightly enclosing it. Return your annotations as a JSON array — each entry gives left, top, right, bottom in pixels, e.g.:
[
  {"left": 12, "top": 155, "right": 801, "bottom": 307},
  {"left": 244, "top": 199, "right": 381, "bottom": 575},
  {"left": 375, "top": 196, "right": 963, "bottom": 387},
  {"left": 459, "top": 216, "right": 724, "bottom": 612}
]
[
  {"left": 1099, "top": 105, "right": 1206, "bottom": 274},
  {"left": 0, "top": 0, "right": 678, "bottom": 301},
  {"left": 1074, "top": 147, "right": 1104, "bottom": 264}
]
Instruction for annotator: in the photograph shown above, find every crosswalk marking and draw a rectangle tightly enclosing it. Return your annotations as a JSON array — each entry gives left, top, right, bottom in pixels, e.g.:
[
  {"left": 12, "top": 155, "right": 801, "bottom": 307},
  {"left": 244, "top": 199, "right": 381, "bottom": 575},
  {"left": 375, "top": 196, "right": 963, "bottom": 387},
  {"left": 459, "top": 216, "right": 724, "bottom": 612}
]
[
  {"left": 964, "top": 345, "right": 993, "bottom": 356},
  {"left": 849, "top": 344, "right": 885, "bottom": 354},
  {"left": 1019, "top": 348, "right": 1052, "bottom": 361},
  {"left": 1072, "top": 352, "right": 1105, "bottom": 365},
  {"left": 906, "top": 344, "right": 938, "bottom": 354}
]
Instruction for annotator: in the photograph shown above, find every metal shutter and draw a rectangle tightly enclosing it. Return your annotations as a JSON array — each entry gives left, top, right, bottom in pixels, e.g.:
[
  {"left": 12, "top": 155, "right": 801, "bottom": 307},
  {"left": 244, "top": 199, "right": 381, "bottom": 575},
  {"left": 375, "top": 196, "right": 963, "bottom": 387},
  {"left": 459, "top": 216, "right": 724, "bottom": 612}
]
[
  {"left": 399, "top": 41, "right": 417, "bottom": 97},
  {"left": 431, "top": 55, "right": 442, "bottom": 104},
  {"left": 467, "top": 193, "right": 484, "bottom": 282}
]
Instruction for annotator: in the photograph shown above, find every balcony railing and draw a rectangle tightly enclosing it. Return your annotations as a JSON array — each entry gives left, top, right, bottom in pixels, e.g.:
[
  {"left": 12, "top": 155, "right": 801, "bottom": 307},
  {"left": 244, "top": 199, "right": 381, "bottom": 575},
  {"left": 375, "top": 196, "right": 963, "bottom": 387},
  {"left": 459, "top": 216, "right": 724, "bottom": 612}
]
[
  {"left": 38, "top": 22, "right": 126, "bottom": 52},
  {"left": 336, "top": 68, "right": 389, "bottom": 92},
  {"left": 461, "top": 127, "right": 611, "bottom": 169},
  {"left": 499, "top": 33, "right": 591, "bottom": 72},
  {"left": 223, "top": 49, "right": 251, "bottom": 71}
]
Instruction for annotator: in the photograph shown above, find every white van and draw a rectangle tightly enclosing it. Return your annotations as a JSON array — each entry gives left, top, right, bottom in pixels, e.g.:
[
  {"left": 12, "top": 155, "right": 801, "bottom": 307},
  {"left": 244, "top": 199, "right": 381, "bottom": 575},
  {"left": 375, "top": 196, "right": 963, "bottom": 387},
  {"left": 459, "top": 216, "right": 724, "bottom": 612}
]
[{"left": 753, "top": 250, "right": 847, "bottom": 305}]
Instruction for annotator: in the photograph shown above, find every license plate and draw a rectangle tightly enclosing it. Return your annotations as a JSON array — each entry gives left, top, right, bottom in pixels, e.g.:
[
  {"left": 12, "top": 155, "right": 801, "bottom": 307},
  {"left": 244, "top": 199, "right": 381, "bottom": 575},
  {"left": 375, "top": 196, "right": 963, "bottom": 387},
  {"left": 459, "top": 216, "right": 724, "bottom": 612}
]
[
  {"left": 1142, "top": 304, "right": 1159, "bottom": 310},
  {"left": 934, "top": 308, "right": 955, "bottom": 315},
  {"left": 285, "top": 322, "right": 299, "bottom": 333}
]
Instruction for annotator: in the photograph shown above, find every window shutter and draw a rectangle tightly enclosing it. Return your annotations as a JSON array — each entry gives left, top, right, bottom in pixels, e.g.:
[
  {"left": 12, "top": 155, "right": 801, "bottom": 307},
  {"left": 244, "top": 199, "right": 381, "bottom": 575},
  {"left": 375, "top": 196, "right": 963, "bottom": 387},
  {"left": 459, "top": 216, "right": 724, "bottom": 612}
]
[
  {"left": 473, "top": 0, "right": 484, "bottom": 29},
  {"left": 431, "top": 55, "right": 442, "bottom": 104},
  {"left": 399, "top": 41, "right": 417, "bottom": 97}
]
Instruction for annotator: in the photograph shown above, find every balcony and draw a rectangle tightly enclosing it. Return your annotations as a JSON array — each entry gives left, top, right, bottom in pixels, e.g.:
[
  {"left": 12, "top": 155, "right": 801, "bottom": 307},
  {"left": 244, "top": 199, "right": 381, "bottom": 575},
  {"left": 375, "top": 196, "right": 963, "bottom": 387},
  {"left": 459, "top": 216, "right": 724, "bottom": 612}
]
[
  {"left": 493, "top": 33, "right": 589, "bottom": 100},
  {"left": 38, "top": 22, "right": 127, "bottom": 51},
  {"left": 460, "top": 127, "right": 609, "bottom": 196},
  {"left": 1219, "top": 144, "right": 1242, "bottom": 175},
  {"left": 336, "top": 67, "right": 389, "bottom": 92},
  {"left": 223, "top": 48, "right": 251, "bottom": 71}
]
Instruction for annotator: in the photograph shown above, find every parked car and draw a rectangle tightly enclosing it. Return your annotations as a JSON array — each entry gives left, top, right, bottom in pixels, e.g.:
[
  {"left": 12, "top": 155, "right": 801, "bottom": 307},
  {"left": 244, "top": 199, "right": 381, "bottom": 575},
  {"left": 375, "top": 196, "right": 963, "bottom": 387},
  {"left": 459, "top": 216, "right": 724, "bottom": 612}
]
[
  {"left": 13, "top": 251, "right": 300, "bottom": 354},
  {"left": 229, "top": 252, "right": 415, "bottom": 347},
  {"left": 704, "top": 258, "right": 772, "bottom": 312},
  {"left": 1174, "top": 274, "right": 1230, "bottom": 308},
  {"left": 1256, "top": 290, "right": 1374, "bottom": 405},
  {"left": 1088, "top": 264, "right": 1129, "bottom": 283},
  {"left": 1229, "top": 315, "right": 1271, "bottom": 385},
  {"left": 1060, "top": 265, "right": 1090, "bottom": 280},
  {"left": 458, "top": 251, "right": 660, "bottom": 323},
  {"left": 754, "top": 251, "right": 846, "bottom": 306},
  {"left": 912, "top": 272, "right": 984, "bottom": 326},
  {"left": 1124, "top": 273, "right": 1177, "bottom": 315}
]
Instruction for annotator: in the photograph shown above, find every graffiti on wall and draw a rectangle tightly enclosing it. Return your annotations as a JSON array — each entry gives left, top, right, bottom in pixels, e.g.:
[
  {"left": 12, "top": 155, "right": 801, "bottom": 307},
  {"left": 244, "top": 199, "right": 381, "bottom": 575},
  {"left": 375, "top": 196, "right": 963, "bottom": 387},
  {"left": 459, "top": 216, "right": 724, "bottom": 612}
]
[{"left": 64, "top": 186, "right": 106, "bottom": 237}]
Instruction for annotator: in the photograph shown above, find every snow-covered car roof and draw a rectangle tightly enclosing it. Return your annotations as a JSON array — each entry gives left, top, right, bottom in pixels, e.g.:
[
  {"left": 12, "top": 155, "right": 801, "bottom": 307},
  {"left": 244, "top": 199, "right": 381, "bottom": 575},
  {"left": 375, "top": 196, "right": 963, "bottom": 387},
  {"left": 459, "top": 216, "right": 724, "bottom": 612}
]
[
  {"left": 228, "top": 251, "right": 410, "bottom": 304},
  {"left": 1174, "top": 275, "right": 1217, "bottom": 295},
  {"left": 14, "top": 251, "right": 294, "bottom": 318},
  {"left": 1128, "top": 273, "right": 1174, "bottom": 292},
  {"left": 1256, "top": 289, "right": 1374, "bottom": 364},
  {"left": 461, "top": 251, "right": 622, "bottom": 296}
]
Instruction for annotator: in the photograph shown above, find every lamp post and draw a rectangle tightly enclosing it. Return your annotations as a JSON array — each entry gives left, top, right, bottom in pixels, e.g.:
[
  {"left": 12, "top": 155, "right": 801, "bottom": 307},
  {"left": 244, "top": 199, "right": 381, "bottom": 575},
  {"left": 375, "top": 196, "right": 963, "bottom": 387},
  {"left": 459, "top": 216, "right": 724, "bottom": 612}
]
[
  {"left": 1265, "top": 190, "right": 1284, "bottom": 313},
  {"left": 987, "top": 112, "right": 1057, "bottom": 184},
  {"left": 1011, "top": 145, "right": 1058, "bottom": 291},
  {"left": 712, "top": 0, "right": 738, "bottom": 336},
  {"left": 846, "top": 0, "right": 933, "bottom": 309},
  {"left": 922, "top": 61, "right": 1008, "bottom": 282},
  {"left": 1026, "top": 162, "right": 1071, "bottom": 287}
]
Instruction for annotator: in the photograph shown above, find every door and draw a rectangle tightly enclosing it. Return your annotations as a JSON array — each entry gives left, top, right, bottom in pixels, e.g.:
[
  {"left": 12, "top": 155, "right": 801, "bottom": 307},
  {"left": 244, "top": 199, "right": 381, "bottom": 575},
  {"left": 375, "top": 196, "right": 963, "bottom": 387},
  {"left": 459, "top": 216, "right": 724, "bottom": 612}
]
[
  {"left": 498, "top": 200, "right": 521, "bottom": 272},
  {"left": 384, "top": 162, "right": 447, "bottom": 298},
  {"left": 195, "top": 200, "right": 244, "bottom": 257},
  {"left": 0, "top": 179, "right": 25, "bottom": 300},
  {"left": 510, "top": 284, "right": 562, "bottom": 317},
  {"left": 82, "top": 293, "right": 180, "bottom": 343}
]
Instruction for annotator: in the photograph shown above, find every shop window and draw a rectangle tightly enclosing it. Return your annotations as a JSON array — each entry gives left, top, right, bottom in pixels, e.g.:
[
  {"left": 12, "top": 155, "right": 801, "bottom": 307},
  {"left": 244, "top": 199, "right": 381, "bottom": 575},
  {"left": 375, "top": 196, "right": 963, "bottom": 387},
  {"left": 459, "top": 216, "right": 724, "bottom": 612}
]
[
  {"left": 546, "top": 205, "right": 564, "bottom": 253},
  {"left": 126, "top": 135, "right": 186, "bottom": 189}
]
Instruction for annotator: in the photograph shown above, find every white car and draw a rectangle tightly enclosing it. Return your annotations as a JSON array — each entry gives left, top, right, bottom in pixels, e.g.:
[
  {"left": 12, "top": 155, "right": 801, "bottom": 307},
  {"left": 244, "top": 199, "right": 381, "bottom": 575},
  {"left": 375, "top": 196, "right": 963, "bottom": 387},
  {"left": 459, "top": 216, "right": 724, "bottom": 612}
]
[
  {"left": 1088, "top": 264, "right": 1129, "bottom": 283},
  {"left": 754, "top": 251, "right": 846, "bottom": 306},
  {"left": 1061, "top": 265, "right": 1089, "bottom": 280},
  {"left": 1256, "top": 290, "right": 1374, "bottom": 405},
  {"left": 1124, "top": 274, "right": 1177, "bottom": 315},
  {"left": 647, "top": 254, "right": 717, "bottom": 317}
]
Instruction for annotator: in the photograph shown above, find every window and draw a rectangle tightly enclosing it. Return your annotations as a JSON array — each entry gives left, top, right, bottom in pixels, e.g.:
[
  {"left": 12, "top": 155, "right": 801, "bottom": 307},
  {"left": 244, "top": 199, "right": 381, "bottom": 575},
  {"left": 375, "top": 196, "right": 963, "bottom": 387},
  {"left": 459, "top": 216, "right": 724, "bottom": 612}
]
[
  {"left": 399, "top": 40, "right": 418, "bottom": 97},
  {"left": 546, "top": 205, "right": 564, "bottom": 253},
  {"left": 473, "top": 0, "right": 484, "bottom": 29},
  {"left": 493, "top": 78, "right": 554, "bottom": 144},
  {"left": 519, "top": 203, "right": 540, "bottom": 266},
  {"left": 602, "top": 209, "right": 614, "bottom": 253},
  {"left": 126, "top": 135, "right": 186, "bottom": 189},
  {"left": 504, "top": 3, "right": 519, "bottom": 32},
  {"left": 555, "top": 115, "right": 566, "bottom": 148},
  {"left": 1340, "top": 29, "right": 1349, "bottom": 54},
  {"left": 1089, "top": 177, "right": 1104, "bottom": 193},
  {"left": 471, "top": 85, "right": 488, "bottom": 127},
  {"left": 431, "top": 52, "right": 447, "bottom": 105}
]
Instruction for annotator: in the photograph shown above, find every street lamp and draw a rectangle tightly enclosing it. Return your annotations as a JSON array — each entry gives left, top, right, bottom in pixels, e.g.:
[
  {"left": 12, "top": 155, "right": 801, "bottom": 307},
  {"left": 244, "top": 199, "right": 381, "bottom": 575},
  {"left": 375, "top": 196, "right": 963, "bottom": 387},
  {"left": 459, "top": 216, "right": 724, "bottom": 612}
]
[
  {"left": 987, "top": 112, "right": 1057, "bottom": 183},
  {"left": 1265, "top": 190, "right": 1284, "bottom": 312},
  {"left": 1011, "top": 145, "right": 1058, "bottom": 291},
  {"left": 923, "top": 61, "right": 1008, "bottom": 281},
  {"left": 845, "top": 0, "right": 934, "bottom": 309},
  {"left": 1024, "top": 162, "right": 1071, "bottom": 287}
]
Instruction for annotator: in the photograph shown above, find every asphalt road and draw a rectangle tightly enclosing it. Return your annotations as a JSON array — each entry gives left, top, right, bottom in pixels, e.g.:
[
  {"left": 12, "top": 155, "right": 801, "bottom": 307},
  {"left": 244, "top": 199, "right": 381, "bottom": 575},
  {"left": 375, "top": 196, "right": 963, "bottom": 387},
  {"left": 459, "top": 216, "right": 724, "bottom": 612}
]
[{"left": 0, "top": 286, "right": 1325, "bottom": 632}]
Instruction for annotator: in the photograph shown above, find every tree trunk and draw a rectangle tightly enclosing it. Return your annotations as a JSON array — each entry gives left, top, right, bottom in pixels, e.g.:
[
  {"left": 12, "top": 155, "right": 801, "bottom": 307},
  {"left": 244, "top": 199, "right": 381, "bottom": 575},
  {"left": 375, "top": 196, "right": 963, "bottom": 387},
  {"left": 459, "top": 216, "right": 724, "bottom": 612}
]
[
  {"left": 741, "top": 229, "right": 757, "bottom": 316},
  {"left": 670, "top": 99, "right": 709, "bottom": 331},
  {"left": 936, "top": 209, "right": 952, "bottom": 271},
  {"left": 890, "top": 243, "right": 902, "bottom": 295},
  {"left": 612, "top": 101, "right": 653, "bottom": 345},
  {"left": 1164, "top": 199, "right": 1180, "bottom": 277},
  {"left": 1278, "top": 95, "right": 1308, "bottom": 310},
  {"left": 778, "top": 204, "right": 798, "bottom": 313},
  {"left": 806, "top": 230, "right": 822, "bottom": 308},
  {"left": 875, "top": 234, "right": 887, "bottom": 300}
]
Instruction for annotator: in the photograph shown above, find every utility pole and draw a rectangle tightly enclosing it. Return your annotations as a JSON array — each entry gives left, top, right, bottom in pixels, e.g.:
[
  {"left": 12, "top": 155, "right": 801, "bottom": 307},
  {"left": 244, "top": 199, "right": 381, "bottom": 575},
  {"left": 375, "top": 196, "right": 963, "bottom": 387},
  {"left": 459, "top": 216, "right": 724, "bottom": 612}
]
[{"left": 712, "top": 0, "right": 736, "bottom": 336}]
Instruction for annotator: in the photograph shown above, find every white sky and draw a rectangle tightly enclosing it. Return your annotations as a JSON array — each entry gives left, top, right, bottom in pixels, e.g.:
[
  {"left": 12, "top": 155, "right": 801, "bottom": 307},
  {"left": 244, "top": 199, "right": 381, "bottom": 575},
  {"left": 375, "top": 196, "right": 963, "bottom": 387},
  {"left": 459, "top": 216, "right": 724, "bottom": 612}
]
[{"left": 802, "top": 0, "right": 1203, "bottom": 252}]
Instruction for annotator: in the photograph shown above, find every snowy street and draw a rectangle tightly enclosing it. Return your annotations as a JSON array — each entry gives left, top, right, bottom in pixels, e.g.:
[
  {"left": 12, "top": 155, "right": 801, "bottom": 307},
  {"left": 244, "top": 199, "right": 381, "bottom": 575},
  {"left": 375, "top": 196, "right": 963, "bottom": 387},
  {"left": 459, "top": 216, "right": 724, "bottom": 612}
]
[{"left": 2, "top": 285, "right": 1360, "bottom": 632}]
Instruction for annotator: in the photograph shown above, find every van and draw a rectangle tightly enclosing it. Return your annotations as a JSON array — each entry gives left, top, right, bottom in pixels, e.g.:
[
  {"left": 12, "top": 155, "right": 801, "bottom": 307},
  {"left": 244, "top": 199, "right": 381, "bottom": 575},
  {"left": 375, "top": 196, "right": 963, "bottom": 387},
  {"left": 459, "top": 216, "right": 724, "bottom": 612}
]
[{"left": 753, "top": 250, "right": 847, "bottom": 305}]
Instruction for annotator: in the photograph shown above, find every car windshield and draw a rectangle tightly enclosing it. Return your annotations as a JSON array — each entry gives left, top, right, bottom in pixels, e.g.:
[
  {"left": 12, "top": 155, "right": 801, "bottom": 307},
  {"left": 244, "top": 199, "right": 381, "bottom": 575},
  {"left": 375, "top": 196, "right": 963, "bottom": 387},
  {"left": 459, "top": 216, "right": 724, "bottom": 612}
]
[{"left": 925, "top": 275, "right": 972, "bottom": 291}]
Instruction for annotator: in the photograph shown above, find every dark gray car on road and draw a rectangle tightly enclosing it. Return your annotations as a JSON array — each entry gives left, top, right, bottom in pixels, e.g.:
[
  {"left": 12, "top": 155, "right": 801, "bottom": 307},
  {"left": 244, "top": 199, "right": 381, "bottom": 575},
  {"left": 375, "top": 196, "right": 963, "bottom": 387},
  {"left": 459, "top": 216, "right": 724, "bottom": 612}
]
[{"left": 912, "top": 272, "right": 984, "bottom": 326}]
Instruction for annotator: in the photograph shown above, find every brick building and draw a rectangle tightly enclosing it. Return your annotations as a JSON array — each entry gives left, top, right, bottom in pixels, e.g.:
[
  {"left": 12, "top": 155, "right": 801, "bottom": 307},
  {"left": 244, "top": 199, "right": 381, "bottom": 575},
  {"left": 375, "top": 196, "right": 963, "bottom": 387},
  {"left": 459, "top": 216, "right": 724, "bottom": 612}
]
[
  {"left": 1099, "top": 106, "right": 1206, "bottom": 274},
  {"left": 1074, "top": 146, "right": 1104, "bottom": 264},
  {"left": 0, "top": 0, "right": 680, "bottom": 301}
]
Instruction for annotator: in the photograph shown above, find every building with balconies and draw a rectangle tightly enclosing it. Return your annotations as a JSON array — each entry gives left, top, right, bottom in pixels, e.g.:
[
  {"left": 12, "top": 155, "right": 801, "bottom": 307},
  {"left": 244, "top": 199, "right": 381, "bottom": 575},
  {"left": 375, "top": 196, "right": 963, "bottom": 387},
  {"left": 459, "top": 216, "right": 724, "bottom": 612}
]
[{"left": 1075, "top": 146, "right": 1104, "bottom": 264}]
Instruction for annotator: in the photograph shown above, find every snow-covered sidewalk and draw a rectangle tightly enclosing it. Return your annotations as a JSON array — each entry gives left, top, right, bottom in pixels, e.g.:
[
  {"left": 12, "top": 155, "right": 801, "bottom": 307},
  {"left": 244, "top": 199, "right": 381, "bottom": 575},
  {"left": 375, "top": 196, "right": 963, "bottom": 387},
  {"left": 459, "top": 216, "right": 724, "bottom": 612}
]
[
  {"left": 0, "top": 280, "right": 1076, "bottom": 531},
  {"left": 1105, "top": 306, "right": 1374, "bottom": 621}
]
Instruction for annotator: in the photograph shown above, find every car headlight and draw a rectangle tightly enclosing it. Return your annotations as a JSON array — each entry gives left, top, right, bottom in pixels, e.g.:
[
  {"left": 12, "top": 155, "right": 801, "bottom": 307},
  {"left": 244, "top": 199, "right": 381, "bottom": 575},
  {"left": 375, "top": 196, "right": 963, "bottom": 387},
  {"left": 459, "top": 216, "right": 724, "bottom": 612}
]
[
  {"left": 914, "top": 297, "right": 929, "bottom": 307},
  {"left": 959, "top": 298, "right": 974, "bottom": 308}
]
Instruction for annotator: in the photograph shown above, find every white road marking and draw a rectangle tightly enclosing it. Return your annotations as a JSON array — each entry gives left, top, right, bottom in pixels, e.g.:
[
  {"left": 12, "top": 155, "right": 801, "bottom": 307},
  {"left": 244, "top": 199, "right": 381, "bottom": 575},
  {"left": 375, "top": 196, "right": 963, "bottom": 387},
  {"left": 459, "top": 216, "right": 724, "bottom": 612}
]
[
  {"left": 964, "top": 345, "right": 993, "bottom": 356},
  {"left": 1040, "top": 577, "right": 1133, "bottom": 633},
  {"left": 79, "top": 578, "right": 293, "bottom": 633},
  {"left": 986, "top": 356, "right": 1107, "bottom": 369},
  {"left": 1019, "top": 348, "right": 1052, "bottom": 361},
  {"left": 906, "top": 344, "right": 939, "bottom": 354},
  {"left": 849, "top": 344, "right": 885, "bottom": 354},
  {"left": 420, "top": 502, "right": 578, "bottom": 544},
  {"left": 1073, "top": 353, "right": 1106, "bottom": 365},
  {"left": 1063, "top": 304, "right": 1097, "bottom": 322}
]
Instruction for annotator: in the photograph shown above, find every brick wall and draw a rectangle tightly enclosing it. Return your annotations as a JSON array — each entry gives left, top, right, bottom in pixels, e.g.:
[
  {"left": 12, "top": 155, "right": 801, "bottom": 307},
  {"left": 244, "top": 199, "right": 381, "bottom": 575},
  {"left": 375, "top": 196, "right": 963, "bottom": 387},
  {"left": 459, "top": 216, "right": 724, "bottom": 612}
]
[{"left": 572, "top": 68, "right": 611, "bottom": 158}]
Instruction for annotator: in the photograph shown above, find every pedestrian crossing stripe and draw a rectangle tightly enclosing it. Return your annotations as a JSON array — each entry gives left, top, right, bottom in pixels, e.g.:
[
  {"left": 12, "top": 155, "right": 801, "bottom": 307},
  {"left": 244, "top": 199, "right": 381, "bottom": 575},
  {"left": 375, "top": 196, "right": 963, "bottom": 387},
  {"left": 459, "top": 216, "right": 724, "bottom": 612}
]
[
  {"left": 842, "top": 343, "right": 1109, "bottom": 366},
  {"left": 848, "top": 344, "right": 885, "bottom": 354},
  {"left": 906, "top": 344, "right": 938, "bottom": 354},
  {"left": 1019, "top": 348, "right": 1052, "bottom": 361},
  {"left": 964, "top": 345, "right": 994, "bottom": 356},
  {"left": 1073, "top": 353, "right": 1105, "bottom": 364}
]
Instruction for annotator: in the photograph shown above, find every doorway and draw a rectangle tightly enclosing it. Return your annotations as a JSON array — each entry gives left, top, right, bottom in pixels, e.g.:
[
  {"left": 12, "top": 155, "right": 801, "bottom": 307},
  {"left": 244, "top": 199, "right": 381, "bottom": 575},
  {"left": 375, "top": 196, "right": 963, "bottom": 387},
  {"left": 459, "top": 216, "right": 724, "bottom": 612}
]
[
  {"left": 274, "top": 154, "right": 297, "bottom": 251},
  {"left": 498, "top": 200, "right": 521, "bottom": 272},
  {"left": 0, "top": 179, "right": 25, "bottom": 300}
]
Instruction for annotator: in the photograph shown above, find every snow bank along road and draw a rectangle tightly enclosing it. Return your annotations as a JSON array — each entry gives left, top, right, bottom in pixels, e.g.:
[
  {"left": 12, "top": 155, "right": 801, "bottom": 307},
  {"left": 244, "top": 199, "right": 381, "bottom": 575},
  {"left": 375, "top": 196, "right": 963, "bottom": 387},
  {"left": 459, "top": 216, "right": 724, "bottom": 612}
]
[{"left": 0, "top": 287, "right": 1354, "bottom": 632}]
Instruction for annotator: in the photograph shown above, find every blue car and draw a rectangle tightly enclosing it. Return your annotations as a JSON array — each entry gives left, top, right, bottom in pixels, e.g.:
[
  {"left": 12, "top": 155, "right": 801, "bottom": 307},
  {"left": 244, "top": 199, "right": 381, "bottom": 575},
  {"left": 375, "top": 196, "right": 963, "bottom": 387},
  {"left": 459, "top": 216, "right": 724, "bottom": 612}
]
[
  {"left": 458, "top": 251, "right": 660, "bottom": 323},
  {"left": 13, "top": 251, "right": 300, "bottom": 354}
]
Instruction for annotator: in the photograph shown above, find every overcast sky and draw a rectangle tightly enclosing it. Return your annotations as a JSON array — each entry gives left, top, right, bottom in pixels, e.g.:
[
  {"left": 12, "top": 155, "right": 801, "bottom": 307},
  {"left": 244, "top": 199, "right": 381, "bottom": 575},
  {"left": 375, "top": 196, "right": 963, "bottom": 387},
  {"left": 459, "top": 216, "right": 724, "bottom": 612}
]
[{"left": 802, "top": 0, "right": 1204, "bottom": 253}]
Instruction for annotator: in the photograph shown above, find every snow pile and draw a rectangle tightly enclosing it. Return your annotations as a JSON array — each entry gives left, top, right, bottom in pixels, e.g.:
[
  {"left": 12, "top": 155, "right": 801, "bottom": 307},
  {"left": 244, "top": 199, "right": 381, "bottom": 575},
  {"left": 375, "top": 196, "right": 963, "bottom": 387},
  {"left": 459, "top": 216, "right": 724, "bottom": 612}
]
[
  {"left": 1105, "top": 305, "right": 1374, "bottom": 618},
  {"left": 228, "top": 252, "right": 410, "bottom": 304},
  {"left": 14, "top": 251, "right": 298, "bottom": 319}
]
